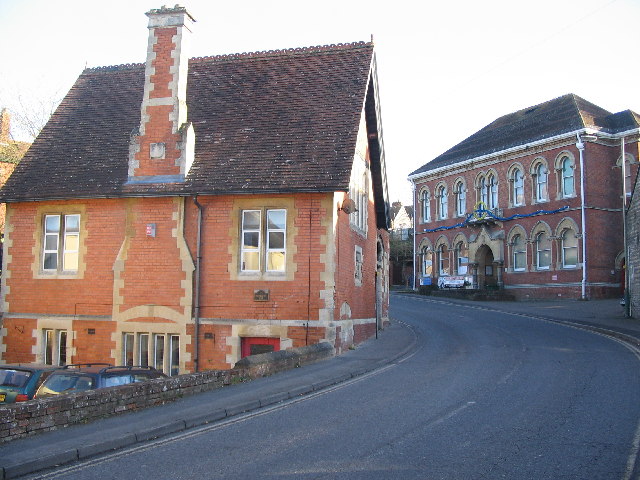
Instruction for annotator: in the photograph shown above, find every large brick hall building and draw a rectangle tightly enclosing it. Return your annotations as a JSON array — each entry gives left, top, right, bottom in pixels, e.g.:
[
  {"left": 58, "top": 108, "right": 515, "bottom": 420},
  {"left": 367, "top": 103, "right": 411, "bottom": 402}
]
[
  {"left": 0, "top": 6, "right": 390, "bottom": 373},
  {"left": 409, "top": 94, "right": 639, "bottom": 300}
]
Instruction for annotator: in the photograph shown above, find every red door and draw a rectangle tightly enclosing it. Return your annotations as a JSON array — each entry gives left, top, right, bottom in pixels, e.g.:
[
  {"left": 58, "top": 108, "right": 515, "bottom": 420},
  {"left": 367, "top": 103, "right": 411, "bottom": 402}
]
[{"left": 241, "top": 337, "right": 281, "bottom": 358}]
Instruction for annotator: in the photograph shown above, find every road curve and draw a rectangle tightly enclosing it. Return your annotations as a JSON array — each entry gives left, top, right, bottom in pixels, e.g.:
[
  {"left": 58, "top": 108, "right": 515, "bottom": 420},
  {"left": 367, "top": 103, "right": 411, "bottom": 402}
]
[{"left": 27, "top": 295, "right": 640, "bottom": 480}]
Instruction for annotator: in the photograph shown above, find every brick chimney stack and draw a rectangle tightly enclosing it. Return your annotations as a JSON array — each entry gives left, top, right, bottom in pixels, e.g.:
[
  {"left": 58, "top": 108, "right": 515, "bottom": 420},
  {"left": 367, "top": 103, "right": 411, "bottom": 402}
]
[
  {"left": 0, "top": 108, "right": 10, "bottom": 144},
  {"left": 128, "top": 5, "right": 196, "bottom": 184}
]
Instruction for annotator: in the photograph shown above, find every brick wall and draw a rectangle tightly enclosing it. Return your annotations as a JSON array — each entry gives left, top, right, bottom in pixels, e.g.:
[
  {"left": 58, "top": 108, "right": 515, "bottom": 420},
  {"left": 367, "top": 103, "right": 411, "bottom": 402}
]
[
  {"left": 413, "top": 140, "right": 637, "bottom": 299},
  {"left": 1, "top": 190, "right": 385, "bottom": 369},
  {"left": 0, "top": 342, "right": 334, "bottom": 444}
]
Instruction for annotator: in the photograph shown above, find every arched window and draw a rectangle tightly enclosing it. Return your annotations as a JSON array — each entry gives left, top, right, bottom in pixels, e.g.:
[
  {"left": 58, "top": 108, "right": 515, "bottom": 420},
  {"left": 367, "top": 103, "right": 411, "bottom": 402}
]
[
  {"left": 487, "top": 174, "right": 498, "bottom": 209},
  {"left": 536, "top": 231, "right": 551, "bottom": 269},
  {"left": 512, "top": 168, "right": 524, "bottom": 206},
  {"left": 535, "top": 164, "right": 548, "bottom": 202},
  {"left": 438, "top": 244, "right": 449, "bottom": 275},
  {"left": 437, "top": 185, "right": 448, "bottom": 220},
  {"left": 454, "top": 181, "right": 466, "bottom": 216},
  {"left": 454, "top": 241, "right": 468, "bottom": 275},
  {"left": 560, "top": 156, "right": 574, "bottom": 197},
  {"left": 421, "top": 190, "right": 430, "bottom": 223},
  {"left": 479, "top": 176, "right": 488, "bottom": 205},
  {"left": 561, "top": 229, "right": 578, "bottom": 268},
  {"left": 420, "top": 246, "right": 432, "bottom": 277},
  {"left": 512, "top": 234, "right": 526, "bottom": 271}
]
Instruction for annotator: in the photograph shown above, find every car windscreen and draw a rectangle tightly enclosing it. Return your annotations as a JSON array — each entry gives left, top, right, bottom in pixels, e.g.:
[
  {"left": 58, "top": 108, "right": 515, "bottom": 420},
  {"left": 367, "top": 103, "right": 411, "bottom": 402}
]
[
  {"left": 37, "top": 374, "right": 94, "bottom": 397},
  {"left": 0, "top": 369, "right": 32, "bottom": 388}
]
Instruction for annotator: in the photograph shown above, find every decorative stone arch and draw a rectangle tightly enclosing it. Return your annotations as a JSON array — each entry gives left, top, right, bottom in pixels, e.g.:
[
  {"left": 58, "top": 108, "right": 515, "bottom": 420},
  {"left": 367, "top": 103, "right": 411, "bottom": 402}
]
[
  {"left": 468, "top": 225, "right": 505, "bottom": 289},
  {"left": 434, "top": 234, "right": 452, "bottom": 276},
  {"left": 417, "top": 237, "right": 434, "bottom": 279},
  {"left": 530, "top": 156, "right": 550, "bottom": 204},
  {"left": 506, "top": 224, "right": 528, "bottom": 273},
  {"left": 530, "top": 220, "right": 553, "bottom": 271},
  {"left": 474, "top": 171, "right": 487, "bottom": 204},
  {"left": 418, "top": 185, "right": 431, "bottom": 223},
  {"left": 555, "top": 216, "right": 581, "bottom": 269},
  {"left": 554, "top": 150, "right": 577, "bottom": 199},
  {"left": 507, "top": 162, "right": 526, "bottom": 207},
  {"left": 452, "top": 232, "right": 470, "bottom": 276},
  {"left": 434, "top": 181, "right": 449, "bottom": 220},
  {"left": 554, "top": 216, "right": 580, "bottom": 238},
  {"left": 616, "top": 152, "right": 638, "bottom": 199},
  {"left": 452, "top": 176, "right": 467, "bottom": 217}
]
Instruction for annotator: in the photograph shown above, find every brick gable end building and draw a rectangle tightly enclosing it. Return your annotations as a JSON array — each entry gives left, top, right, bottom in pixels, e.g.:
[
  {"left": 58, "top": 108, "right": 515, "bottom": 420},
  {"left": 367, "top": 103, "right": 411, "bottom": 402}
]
[{"left": 0, "top": 6, "right": 390, "bottom": 373}]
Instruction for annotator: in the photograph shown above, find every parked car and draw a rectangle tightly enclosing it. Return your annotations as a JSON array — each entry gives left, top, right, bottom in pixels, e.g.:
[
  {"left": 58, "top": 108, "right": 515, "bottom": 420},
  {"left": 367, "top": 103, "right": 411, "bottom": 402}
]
[
  {"left": 35, "top": 364, "right": 167, "bottom": 398},
  {"left": 0, "top": 364, "right": 60, "bottom": 403}
]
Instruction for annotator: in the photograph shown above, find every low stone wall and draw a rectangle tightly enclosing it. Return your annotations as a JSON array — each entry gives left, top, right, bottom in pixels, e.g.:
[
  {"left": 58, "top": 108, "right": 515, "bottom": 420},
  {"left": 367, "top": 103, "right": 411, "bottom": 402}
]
[{"left": 0, "top": 342, "right": 334, "bottom": 444}]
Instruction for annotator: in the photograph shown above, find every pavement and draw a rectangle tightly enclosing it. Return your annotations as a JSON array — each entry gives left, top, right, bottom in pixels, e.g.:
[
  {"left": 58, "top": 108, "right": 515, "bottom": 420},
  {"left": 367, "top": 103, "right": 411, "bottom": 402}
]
[{"left": 0, "top": 293, "right": 638, "bottom": 479}]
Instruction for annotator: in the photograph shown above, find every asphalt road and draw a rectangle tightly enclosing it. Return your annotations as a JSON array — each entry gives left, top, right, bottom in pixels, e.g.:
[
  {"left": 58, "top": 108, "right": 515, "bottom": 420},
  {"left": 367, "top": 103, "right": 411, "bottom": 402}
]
[{"left": 26, "top": 295, "right": 640, "bottom": 480}]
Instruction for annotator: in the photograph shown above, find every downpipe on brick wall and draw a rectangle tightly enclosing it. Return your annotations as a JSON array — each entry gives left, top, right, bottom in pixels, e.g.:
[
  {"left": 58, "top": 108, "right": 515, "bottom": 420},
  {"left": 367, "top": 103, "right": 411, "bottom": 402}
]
[
  {"left": 576, "top": 132, "right": 596, "bottom": 301},
  {"left": 193, "top": 196, "right": 204, "bottom": 372}
]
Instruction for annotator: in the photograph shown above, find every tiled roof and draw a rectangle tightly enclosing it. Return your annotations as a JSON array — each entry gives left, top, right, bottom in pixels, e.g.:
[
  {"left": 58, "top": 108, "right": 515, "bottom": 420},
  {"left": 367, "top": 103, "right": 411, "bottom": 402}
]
[
  {"left": 410, "top": 94, "right": 640, "bottom": 176},
  {"left": 1, "top": 42, "right": 375, "bottom": 201}
]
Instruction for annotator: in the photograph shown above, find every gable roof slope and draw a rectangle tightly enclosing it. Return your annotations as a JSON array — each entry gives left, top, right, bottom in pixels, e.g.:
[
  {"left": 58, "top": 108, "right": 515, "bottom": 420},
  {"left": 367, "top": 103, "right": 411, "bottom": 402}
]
[
  {"left": 410, "top": 94, "right": 639, "bottom": 176},
  {"left": 1, "top": 42, "right": 377, "bottom": 202}
]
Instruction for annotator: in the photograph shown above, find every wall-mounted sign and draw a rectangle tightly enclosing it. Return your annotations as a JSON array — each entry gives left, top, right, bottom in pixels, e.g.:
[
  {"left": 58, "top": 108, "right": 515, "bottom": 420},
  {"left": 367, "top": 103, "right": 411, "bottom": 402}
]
[
  {"left": 146, "top": 223, "right": 156, "bottom": 237},
  {"left": 254, "top": 289, "right": 270, "bottom": 302}
]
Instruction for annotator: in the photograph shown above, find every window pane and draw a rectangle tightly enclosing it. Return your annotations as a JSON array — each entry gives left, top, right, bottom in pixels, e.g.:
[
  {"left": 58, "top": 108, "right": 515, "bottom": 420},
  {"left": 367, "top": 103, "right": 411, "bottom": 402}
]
[
  {"left": 58, "top": 331, "right": 67, "bottom": 365},
  {"left": 45, "top": 215, "right": 60, "bottom": 233},
  {"left": 45, "top": 235, "right": 58, "bottom": 250},
  {"left": 123, "top": 333, "right": 134, "bottom": 366},
  {"left": 538, "top": 234, "right": 551, "bottom": 250},
  {"left": 65, "top": 235, "right": 79, "bottom": 251},
  {"left": 154, "top": 334, "right": 165, "bottom": 372},
  {"left": 243, "top": 232, "right": 259, "bottom": 249},
  {"left": 170, "top": 335, "right": 180, "bottom": 376},
  {"left": 564, "top": 248, "right": 578, "bottom": 266},
  {"left": 242, "top": 211, "right": 260, "bottom": 229},
  {"left": 267, "top": 252, "right": 285, "bottom": 271},
  {"left": 44, "top": 253, "right": 58, "bottom": 270},
  {"left": 63, "top": 252, "right": 79, "bottom": 271},
  {"left": 65, "top": 214, "right": 80, "bottom": 232},
  {"left": 268, "top": 231, "right": 285, "bottom": 249},
  {"left": 138, "top": 334, "right": 149, "bottom": 367},
  {"left": 539, "top": 250, "right": 551, "bottom": 268},
  {"left": 267, "top": 210, "right": 286, "bottom": 229},
  {"left": 514, "top": 251, "right": 526, "bottom": 270},
  {"left": 242, "top": 251, "right": 260, "bottom": 271},
  {"left": 44, "top": 330, "right": 53, "bottom": 365}
]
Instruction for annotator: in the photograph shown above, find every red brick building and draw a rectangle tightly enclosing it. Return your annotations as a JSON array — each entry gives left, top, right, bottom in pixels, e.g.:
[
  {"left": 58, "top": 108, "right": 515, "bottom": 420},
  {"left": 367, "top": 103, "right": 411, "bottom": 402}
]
[
  {"left": 409, "top": 94, "right": 639, "bottom": 300},
  {"left": 0, "top": 6, "right": 390, "bottom": 373}
]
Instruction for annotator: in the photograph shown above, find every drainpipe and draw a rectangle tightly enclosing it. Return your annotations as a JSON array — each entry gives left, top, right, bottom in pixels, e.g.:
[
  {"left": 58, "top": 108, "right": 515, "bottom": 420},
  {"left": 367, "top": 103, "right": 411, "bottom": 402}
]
[
  {"left": 192, "top": 196, "right": 204, "bottom": 372},
  {"left": 621, "top": 137, "right": 631, "bottom": 317},
  {"left": 576, "top": 133, "right": 594, "bottom": 300},
  {"left": 412, "top": 181, "right": 417, "bottom": 290}
]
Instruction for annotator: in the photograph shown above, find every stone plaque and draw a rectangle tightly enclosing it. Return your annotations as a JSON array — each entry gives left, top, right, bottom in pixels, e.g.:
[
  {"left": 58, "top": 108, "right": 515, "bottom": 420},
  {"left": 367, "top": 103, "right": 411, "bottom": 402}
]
[{"left": 254, "top": 289, "right": 270, "bottom": 302}]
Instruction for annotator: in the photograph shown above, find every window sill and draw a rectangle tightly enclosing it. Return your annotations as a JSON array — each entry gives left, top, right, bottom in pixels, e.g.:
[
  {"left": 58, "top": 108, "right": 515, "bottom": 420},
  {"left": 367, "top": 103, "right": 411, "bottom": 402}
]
[
  {"left": 36, "top": 271, "right": 81, "bottom": 280},
  {"left": 237, "top": 271, "right": 288, "bottom": 281}
]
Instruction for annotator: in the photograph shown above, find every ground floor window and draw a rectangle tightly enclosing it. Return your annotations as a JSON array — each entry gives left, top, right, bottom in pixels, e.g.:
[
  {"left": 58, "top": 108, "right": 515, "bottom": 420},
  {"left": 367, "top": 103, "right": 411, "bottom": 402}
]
[
  {"left": 43, "top": 329, "right": 67, "bottom": 366},
  {"left": 122, "top": 332, "right": 180, "bottom": 376}
]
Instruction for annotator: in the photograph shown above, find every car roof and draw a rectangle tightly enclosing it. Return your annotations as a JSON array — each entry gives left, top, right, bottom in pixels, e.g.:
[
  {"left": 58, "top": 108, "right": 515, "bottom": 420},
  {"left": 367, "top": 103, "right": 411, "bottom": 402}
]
[
  {"left": 1, "top": 364, "right": 60, "bottom": 371},
  {"left": 50, "top": 364, "right": 162, "bottom": 375}
]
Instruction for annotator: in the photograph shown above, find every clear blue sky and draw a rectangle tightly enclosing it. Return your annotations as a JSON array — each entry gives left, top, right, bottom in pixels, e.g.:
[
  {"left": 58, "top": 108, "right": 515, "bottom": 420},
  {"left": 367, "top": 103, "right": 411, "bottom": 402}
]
[{"left": 1, "top": 0, "right": 638, "bottom": 204}]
